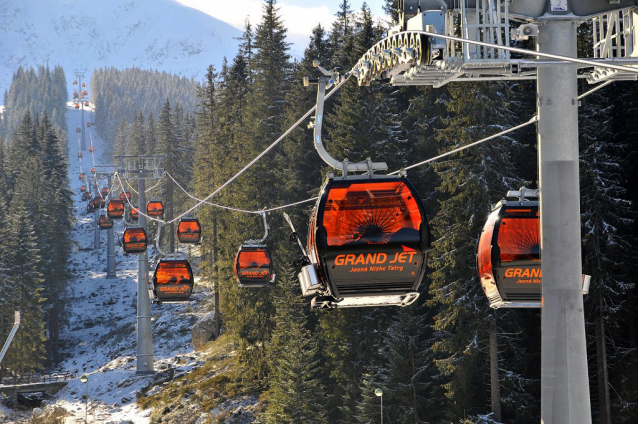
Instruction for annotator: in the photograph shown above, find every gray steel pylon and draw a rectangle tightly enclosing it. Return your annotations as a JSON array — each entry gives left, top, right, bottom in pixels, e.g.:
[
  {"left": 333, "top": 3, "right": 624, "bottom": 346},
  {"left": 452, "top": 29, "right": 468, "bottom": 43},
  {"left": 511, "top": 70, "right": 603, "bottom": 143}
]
[{"left": 537, "top": 18, "right": 592, "bottom": 424}]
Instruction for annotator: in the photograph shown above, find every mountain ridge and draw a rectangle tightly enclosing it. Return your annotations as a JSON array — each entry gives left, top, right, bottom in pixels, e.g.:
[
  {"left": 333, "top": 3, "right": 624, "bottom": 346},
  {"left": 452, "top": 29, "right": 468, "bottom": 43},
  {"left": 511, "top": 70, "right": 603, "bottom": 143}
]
[{"left": 0, "top": 0, "right": 242, "bottom": 94}]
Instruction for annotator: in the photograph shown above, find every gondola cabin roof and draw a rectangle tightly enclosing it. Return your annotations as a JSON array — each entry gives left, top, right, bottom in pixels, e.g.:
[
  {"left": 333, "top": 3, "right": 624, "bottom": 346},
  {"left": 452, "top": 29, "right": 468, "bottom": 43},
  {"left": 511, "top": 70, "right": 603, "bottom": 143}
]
[
  {"left": 107, "top": 199, "right": 125, "bottom": 219},
  {"left": 176, "top": 218, "right": 202, "bottom": 244},
  {"left": 147, "top": 200, "right": 164, "bottom": 217},
  {"left": 305, "top": 176, "right": 430, "bottom": 308},
  {"left": 153, "top": 259, "right": 194, "bottom": 302},
  {"left": 98, "top": 215, "right": 113, "bottom": 230},
  {"left": 234, "top": 245, "right": 274, "bottom": 288},
  {"left": 122, "top": 227, "right": 147, "bottom": 254}
]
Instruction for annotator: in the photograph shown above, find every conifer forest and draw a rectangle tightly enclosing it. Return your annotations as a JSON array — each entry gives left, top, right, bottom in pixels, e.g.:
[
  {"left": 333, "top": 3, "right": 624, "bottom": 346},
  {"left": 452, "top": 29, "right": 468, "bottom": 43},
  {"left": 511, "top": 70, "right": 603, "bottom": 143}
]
[{"left": 1, "top": 1, "right": 638, "bottom": 423}]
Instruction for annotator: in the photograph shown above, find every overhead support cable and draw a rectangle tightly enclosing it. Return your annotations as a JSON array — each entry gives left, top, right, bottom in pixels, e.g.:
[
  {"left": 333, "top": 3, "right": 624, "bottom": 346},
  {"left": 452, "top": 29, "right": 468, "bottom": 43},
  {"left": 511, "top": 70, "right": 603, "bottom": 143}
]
[{"left": 390, "top": 80, "right": 613, "bottom": 174}]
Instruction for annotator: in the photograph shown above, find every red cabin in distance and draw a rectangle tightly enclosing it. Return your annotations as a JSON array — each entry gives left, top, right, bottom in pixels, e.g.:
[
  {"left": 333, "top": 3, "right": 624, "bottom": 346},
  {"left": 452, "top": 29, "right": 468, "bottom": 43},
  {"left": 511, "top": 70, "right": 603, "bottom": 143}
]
[
  {"left": 98, "top": 215, "right": 113, "bottom": 230},
  {"left": 147, "top": 200, "right": 164, "bottom": 217},
  {"left": 122, "top": 227, "right": 147, "bottom": 254},
  {"left": 176, "top": 217, "right": 202, "bottom": 244},
  {"left": 119, "top": 191, "right": 131, "bottom": 201},
  {"left": 153, "top": 259, "right": 194, "bottom": 302},
  {"left": 107, "top": 199, "right": 125, "bottom": 219},
  {"left": 130, "top": 206, "right": 139, "bottom": 221},
  {"left": 234, "top": 246, "right": 274, "bottom": 288}
]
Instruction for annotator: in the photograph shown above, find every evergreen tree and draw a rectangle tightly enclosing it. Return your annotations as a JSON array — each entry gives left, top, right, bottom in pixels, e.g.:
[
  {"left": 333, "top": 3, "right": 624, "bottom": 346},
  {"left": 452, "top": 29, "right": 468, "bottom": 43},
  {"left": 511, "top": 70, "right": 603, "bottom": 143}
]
[
  {"left": 579, "top": 81, "right": 637, "bottom": 423},
  {"left": 427, "top": 80, "right": 535, "bottom": 421},
  {"left": 1, "top": 189, "right": 47, "bottom": 376},
  {"left": 264, "top": 269, "right": 327, "bottom": 424}
]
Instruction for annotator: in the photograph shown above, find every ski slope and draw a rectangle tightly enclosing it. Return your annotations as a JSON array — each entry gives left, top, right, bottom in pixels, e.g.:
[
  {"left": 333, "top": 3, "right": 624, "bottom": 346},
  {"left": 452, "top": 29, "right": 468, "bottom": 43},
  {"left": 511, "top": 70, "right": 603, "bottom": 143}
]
[{"left": 12, "top": 103, "right": 212, "bottom": 423}]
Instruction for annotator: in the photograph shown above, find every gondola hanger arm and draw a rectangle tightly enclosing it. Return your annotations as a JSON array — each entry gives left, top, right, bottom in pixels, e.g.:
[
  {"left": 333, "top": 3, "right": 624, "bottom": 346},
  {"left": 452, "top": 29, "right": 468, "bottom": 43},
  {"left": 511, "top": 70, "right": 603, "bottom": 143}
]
[
  {"left": 244, "top": 211, "right": 269, "bottom": 245},
  {"left": 305, "top": 61, "right": 388, "bottom": 176}
]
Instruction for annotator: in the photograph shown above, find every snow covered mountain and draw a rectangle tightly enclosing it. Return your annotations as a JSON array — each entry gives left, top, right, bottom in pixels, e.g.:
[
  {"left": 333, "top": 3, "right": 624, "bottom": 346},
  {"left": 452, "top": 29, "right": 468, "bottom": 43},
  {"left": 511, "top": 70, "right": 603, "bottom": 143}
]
[{"left": 0, "top": 0, "right": 242, "bottom": 94}]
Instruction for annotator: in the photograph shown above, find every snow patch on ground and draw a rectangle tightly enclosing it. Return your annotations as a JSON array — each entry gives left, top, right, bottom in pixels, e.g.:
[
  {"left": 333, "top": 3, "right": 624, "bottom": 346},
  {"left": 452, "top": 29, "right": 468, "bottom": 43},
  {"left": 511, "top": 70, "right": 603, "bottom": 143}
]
[{"left": 1, "top": 104, "right": 212, "bottom": 423}]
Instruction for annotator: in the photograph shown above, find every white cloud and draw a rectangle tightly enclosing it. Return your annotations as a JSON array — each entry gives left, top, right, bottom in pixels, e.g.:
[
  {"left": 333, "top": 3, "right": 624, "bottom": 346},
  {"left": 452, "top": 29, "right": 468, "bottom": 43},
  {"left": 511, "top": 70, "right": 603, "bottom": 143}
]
[
  {"left": 176, "top": 0, "right": 386, "bottom": 33},
  {"left": 175, "top": 0, "right": 388, "bottom": 59}
]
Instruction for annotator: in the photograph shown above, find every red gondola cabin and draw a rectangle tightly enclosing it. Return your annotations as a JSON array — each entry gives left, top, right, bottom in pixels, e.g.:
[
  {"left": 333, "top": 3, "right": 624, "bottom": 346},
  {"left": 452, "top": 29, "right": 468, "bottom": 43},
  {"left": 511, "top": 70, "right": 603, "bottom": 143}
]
[
  {"left": 101, "top": 187, "right": 110, "bottom": 198},
  {"left": 176, "top": 217, "right": 202, "bottom": 244},
  {"left": 98, "top": 215, "right": 114, "bottom": 230},
  {"left": 301, "top": 176, "right": 431, "bottom": 308},
  {"left": 107, "top": 199, "right": 125, "bottom": 219},
  {"left": 477, "top": 188, "right": 590, "bottom": 309},
  {"left": 234, "top": 246, "right": 274, "bottom": 288},
  {"left": 119, "top": 191, "right": 131, "bottom": 201},
  {"left": 122, "top": 227, "right": 147, "bottom": 254},
  {"left": 147, "top": 200, "right": 164, "bottom": 217},
  {"left": 153, "top": 259, "right": 194, "bottom": 302},
  {"left": 130, "top": 206, "right": 139, "bottom": 221}
]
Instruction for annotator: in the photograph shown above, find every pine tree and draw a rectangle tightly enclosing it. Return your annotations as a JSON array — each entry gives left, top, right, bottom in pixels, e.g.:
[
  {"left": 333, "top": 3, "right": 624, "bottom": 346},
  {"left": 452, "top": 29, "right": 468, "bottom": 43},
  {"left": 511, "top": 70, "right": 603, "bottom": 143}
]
[
  {"left": 1, "top": 190, "right": 47, "bottom": 376},
  {"left": 264, "top": 268, "right": 327, "bottom": 424},
  {"left": 427, "top": 80, "right": 535, "bottom": 420},
  {"left": 579, "top": 81, "right": 637, "bottom": 423}
]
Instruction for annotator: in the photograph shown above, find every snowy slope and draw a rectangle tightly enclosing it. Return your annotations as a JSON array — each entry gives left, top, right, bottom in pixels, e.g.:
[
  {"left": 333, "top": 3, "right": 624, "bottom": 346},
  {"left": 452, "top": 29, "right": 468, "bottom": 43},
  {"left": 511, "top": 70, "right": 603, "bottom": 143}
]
[
  {"left": 1, "top": 104, "right": 213, "bottom": 423},
  {"left": 0, "top": 0, "right": 241, "bottom": 94}
]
